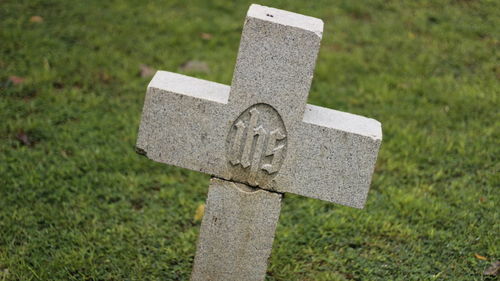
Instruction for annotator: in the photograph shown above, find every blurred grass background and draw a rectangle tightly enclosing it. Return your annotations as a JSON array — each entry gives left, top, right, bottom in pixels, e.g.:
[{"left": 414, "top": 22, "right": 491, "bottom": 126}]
[{"left": 1, "top": 0, "right": 499, "bottom": 280}]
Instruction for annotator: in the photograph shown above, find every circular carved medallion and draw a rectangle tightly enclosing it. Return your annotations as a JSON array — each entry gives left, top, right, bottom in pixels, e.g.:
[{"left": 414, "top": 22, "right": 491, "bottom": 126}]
[{"left": 226, "top": 103, "right": 287, "bottom": 187}]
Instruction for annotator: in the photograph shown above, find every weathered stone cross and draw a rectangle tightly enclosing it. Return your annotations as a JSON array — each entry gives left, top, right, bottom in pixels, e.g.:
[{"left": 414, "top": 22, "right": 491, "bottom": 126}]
[{"left": 136, "top": 4, "right": 382, "bottom": 281}]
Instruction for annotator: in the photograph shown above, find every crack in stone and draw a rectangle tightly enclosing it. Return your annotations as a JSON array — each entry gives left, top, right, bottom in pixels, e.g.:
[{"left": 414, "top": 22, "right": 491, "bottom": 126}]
[{"left": 211, "top": 176, "right": 284, "bottom": 195}]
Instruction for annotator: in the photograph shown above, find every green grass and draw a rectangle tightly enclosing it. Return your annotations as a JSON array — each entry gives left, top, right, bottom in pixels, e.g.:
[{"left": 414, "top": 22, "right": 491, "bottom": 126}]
[{"left": 1, "top": 0, "right": 499, "bottom": 280}]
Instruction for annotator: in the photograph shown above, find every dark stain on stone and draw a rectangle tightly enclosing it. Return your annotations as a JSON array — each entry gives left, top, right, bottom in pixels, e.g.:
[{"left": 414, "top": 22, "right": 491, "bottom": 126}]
[{"left": 135, "top": 146, "right": 148, "bottom": 157}]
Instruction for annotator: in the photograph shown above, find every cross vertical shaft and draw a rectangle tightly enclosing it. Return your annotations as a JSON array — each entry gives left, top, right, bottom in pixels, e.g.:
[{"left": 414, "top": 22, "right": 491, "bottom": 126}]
[{"left": 191, "top": 178, "right": 282, "bottom": 281}]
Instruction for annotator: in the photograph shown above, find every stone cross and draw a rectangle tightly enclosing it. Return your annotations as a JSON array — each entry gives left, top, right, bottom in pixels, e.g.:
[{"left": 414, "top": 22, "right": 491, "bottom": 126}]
[{"left": 136, "top": 4, "right": 382, "bottom": 281}]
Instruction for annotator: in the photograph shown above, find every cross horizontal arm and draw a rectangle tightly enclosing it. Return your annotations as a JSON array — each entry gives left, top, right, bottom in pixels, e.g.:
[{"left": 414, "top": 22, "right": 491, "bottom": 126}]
[
  {"left": 282, "top": 105, "right": 382, "bottom": 208},
  {"left": 136, "top": 71, "right": 230, "bottom": 175},
  {"left": 137, "top": 71, "right": 381, "bottom": 208}
]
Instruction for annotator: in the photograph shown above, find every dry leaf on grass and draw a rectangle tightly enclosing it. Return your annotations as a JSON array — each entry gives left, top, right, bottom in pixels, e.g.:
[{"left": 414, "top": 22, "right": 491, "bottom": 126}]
[
  {"left": 484, "top": 261, "right": 500, "bottom": 276},
  {"left": 8, "top": 76, "right": 25, "bottom": 85},
  {"left": 16, "top": 131, "right": 32, "bottom": 146},
  {"left": 99, "top": 71, "right": 111, "bottom": 83},
  {"left": 30, "top": 16, "right": 44, "bottom": 23},
  {"left": 200, "top": 32, "right": 213, "bottom": 40},
  {"left": 140, "top": 64, "right": 156, "bottom": 78},
  {"left": 193, "top": 204, "right": 205, "bottom": 222},
  {"left": 180, "top": 60, "right": 210, "bottom": 73},
  {"left": 475, "top": 253, "right": 488, "bottom": 261}
]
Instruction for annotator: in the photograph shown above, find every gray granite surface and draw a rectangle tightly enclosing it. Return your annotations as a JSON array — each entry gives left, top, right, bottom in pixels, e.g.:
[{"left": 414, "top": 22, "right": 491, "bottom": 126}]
[
  {"left": 137, "top": 4, "right": 382, "bottom": 208},
  {"left": 136, "top": 4, "right": 384, "bottom": 281},
  {"left": 191, "top": 178, "right": 282, "bottom": 281}
]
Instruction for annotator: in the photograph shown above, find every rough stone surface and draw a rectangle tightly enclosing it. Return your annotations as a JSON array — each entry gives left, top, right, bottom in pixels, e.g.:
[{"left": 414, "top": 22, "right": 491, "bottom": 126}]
[
  {"left": 136, "top": 3, "right": 382, "bottom": 208},
  {"left": 191, "top": 178, "right": 282, "bottom": 281}
]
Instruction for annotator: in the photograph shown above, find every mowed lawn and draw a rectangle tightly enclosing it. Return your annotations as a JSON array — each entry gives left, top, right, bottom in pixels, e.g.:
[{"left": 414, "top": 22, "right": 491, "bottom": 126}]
[{"left": 1, "top": 0, "right": 498, "bottom": 280}]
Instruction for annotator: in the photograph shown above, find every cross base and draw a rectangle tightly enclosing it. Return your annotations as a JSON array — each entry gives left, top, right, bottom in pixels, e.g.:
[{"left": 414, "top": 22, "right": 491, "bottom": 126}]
[{"left": 191, "top": 178, "right": 283, "bottom": 281}]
